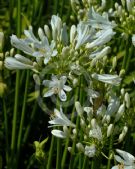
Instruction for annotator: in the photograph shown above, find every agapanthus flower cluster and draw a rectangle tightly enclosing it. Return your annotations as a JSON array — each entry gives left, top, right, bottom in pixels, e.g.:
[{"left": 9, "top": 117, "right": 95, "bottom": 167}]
[{"left": 4, "top": 4, "right": 132, "bottom": 167}]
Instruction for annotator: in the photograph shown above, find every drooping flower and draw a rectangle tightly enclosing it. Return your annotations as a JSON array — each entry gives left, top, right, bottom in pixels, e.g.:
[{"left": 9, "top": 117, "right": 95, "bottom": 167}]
[
  {"left": 43, "top": 75, "right": 72, "bottom": 101},
  {"left": 91, "top": 73, "right": 121, "bottom": 86},
  {"left": 112, "top": 149, "right": 135, "bottom": 169}
]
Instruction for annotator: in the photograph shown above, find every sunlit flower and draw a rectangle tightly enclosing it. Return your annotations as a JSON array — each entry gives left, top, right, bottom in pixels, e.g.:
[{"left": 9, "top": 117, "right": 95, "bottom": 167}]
[
  {"left": 112, "top": 149, "right": 135, "bottom": 169},
  {"left": 43, "top": 75, "right": 72, "bottom": 101}
]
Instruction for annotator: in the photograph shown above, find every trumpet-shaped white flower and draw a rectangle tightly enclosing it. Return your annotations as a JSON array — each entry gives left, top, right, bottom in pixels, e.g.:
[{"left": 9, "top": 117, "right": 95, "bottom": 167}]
[
  {"left": 86, "top": 29, "right": 115, "bottom": 48},
  {"left": 5, "top": 54, "right": 34, "bottom": 70},
  {"left": 75, "top": 22, "right": 95, "bottom": 49},
  {"left": 92, "top": 73, "right": 121, "bottom": 86},
  {"left": 11, "top": 26, "right": 57, "bottom": 65},
  {"left": 87, "top": 7, "right": 116, "bottom": 29},
  {"left": 112, "top": 149, "right": 135, "bottom": 169},
  {"left": 43, "top": 75, "right": 72, "bottom": 101},
  {"left": 48, "top": 107, "right": 75, "bottom": 127}
]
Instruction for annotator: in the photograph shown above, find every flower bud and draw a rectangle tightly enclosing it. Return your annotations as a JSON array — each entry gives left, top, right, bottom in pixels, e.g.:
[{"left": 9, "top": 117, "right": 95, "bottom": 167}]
[
  {"left": 121, "top": 0, "right": 125, "bottom": 6},
  {"left": 112, "top": 56, "right": 117, "bottom": 70},
  {"left": 118, "top": 133, "right": 125, "bottom": 143},
  {"left": 33, "top": 74, "right": 40, "bottom": 85},
  {"left": 10, "top": 48, "right": 15, "bottom": 57},
  {"left": 91, "top": 118, "right": 97, "bottom": 128},
  {"left": 73, "top": 78, "right": 78, "bottom": 87},
  {"left": 75, "top": 101, "right": 83, "bottom": 116},
  {"left": 124, "top": 92, "right": 130, "bottom": 108},
  {"left": 107, "top": 124, "right": 114, "bottom": 137},
  {"left": 63, "top": 126, "right": 69, "bottom": 136},
  {"left": 72, "top": 128, "right": 77, "bottom": 135},
  {"left": 121, "top": 88, "right": 125, "bottom": 95},
  {"left": 44, "top": 25, "right": 51, "bottom": 39},
  {"left": 70, "top": 25, "right": 76, "bottom": 44},
  {"left": 119, "top": 69, "right": 125, "bottom": 77},
  {"left": 0, "top": 82, "right": 7, "bottom": 97},
  {"left": 62, "top": 46, "right": 70, "bottom": 57},
  {"left": 76, "top": 142, "right": 84, "bottom": 152},
  {"left": 68, "top": 147, "right": 72, "bottom": 153},
  {"left": 38, "top": 27, "right": 45, "bottom": 40},
  {"left": 115, "top": 104, "right": 125, "bottom": 122}
]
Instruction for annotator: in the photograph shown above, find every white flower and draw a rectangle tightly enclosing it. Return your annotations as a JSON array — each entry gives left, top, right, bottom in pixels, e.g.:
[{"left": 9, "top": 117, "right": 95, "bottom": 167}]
[
  {"left": 4, "top": 54, "right": 34, "bottom": 70},
  {"left": 112, "top": 149, "right": 135, "bottom": 169},
  {"left": 48, "top": 107, "right": 75, "bottom": 127},
  {"left": 85, "top": 144, "right": 96, "bottom": 158},
  {"left": 43, "top": 75, "right": 72, "bottom": 101},
  {"left": 75, "top": 22, "right": 95, "bottom": 49},
  {"left": 86, "top": 29, "right": 115, "bottom": 48},
  {"left": 51, "top": 129, "right": 67, "bottom": 138},
  {"left": 91, "top": 73, "right": 121, "bottom": 86},
  {"left": 11, "top": 26, "right": 57, "bottom": 65},
  {"left": 86, "top": 7, "right": 116, "bottom": 30}
]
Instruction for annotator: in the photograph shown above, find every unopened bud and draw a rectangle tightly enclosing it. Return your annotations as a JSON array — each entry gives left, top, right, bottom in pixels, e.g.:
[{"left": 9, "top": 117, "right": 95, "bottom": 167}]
[
  {"left": 73, "top": 78, "right": 78, "bottom": 87},
  {"left": 115, "top": 104, "right": 125, "bottom": 122},
  {"left": 124, "top": 92, "right": 130, "bottom": 108},
  {"left": 119, "top": 69, "right": 125, "bottom": 77},
  {"left": 33, "top": 74, "right": 40, "bottom": 85},
  {"left": 72, "top": 128, "right": 77, "bottom": 135},
  {"left": 0, "top": 82, "right": 7, "bottom": 97},
  {"left": 62, "top": 46, "right": 70, "bottom": 57},
  {"left": 63, "top": 126, "right": 69, "bottom": 135},
  {"left": 44, "top": 25, "right": 51, "bottom": 39},
  {"left": 112, "top": 56, "right": 117, "bottom": 70},
  {"left": 70, "top": 25, "right": 76, "bottom": 44},
  {"left": 107, "top": 124, "right": 114, "bottom": 137},
  {"left": 126, "top": 0, "right": 133, "bottom": 12},
  {"left": 68, "top": 147, "right": 72, "bottom": 153},
  {"left": 121, "top": 88, "right": 125, "bottom": 95},
  {"left": 76, "top": 142, "right": 84, "bottom": 152},
  {"left": 75, "top": 101, "right": 83, "bottom": 116},
  {"left": 91, "top": 118, "right": 97, "bottom": 128},
  {"left": 10, "top": 48, "right": 15, "bottom": 57},
  {"left": 38, "top": 27, "right": 45, "bottom": 40}
]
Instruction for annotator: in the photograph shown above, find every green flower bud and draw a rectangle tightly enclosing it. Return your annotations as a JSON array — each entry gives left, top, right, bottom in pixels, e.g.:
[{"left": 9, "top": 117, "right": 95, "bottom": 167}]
[
  {"left": 75, "top": 101, "right": 83, "bottom": 116},
  {"left": 124, "top": 92, "right": 130, "bottom": 108},
  {"left": 0, "top": 82, "right": 7, "bottom": 97},
  {"left": 76, "top": 142, "right": 84, "bottom": 152},
  {"left": 107, "top": 124, "right": 114, "bottom": 137},
  {"left": 44, "top": 25, "right": 51, "bottom": 39}
]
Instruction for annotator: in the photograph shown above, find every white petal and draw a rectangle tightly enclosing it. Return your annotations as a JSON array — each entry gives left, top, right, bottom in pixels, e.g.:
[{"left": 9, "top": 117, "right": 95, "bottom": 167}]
[
  {"left": 63, "top": 85, "right": 72, "bottom": 92},
  {"left": 51, "top": 129, "right": 67, "bottom": 138},
  {"left": 58, "top": 90, "right": 67, "bottom": 101},
  {"left": 116, "top": 149, "right": 135, "bottom": 165},
  {"left": 43, "top": 89, "right": 54, "bottom": 97},
  {"left": 111, "top": 166, "right": 119, "bottom": 169}
]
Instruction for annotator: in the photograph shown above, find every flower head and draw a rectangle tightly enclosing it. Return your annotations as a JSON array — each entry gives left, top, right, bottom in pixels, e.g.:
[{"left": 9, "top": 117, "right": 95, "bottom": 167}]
[{"left": 43, "top": 75, "right": 72, "bottom": 101}]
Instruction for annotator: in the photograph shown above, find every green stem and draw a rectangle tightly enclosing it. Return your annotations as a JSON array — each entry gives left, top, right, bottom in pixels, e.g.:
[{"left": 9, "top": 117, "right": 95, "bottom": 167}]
[
  {"left": 61, "top": 88, "right": 79, "bottom": 169},
  {"left": 82, "top": 156, "right": 88, "bottom": 169},
  {"left": 46, "top": 136, "right": 55, "bottom": 169},
  {"left": 125, "top": 44, "right": 134, "bottom": 73},
  {"left": 23, "top": 102, "right": 37, "bottom": 144},
  {"left": 10, "top": 0, "right": 21, "bottom": 167},
  {"left": 3, "top": 98, "right": 9, "bottom": 163},
  {"left": 17, "top": 70, "right": 30, "bottom": 159},
  {"left": 107, "top": 134, "right": 113, "bottom": 169},
  {"left": 56, "top": 137, "right": 61, "bottom": 169}
]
